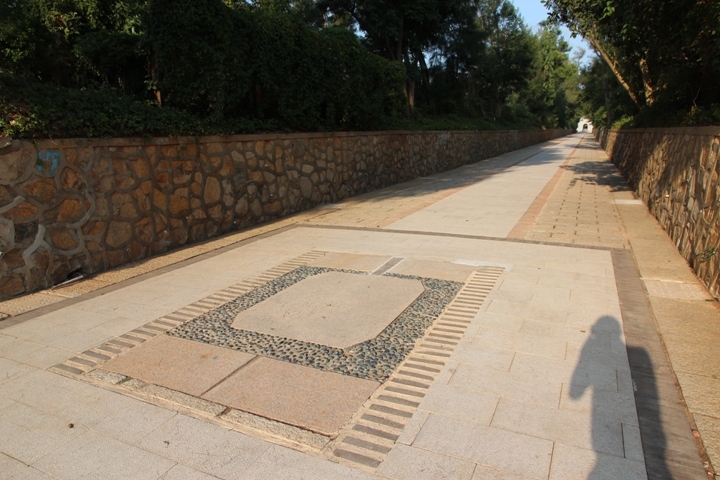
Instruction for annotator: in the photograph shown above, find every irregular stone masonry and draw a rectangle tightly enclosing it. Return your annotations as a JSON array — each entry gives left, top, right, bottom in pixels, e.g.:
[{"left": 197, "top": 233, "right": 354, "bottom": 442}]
[
  {"left": 597, "top": 127, "right": 720, "bottom": 297},
  {"left": 0, "top": 129, "right": 569, "bottom": 299}
]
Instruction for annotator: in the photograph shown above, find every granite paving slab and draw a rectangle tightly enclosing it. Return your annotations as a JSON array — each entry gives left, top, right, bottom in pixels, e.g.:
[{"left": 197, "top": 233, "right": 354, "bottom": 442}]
[
  {"left": 231, "top": 271, "right": 424, "bottom": 348},
  {"left": 308, "top": 252, "right": 392, "bottom": 272},
  {"left": 102, "top": 335, "right": 255, "bottom": 396},
  {"left": 202, "top": 357, "right": 379, "bottom": 436}
]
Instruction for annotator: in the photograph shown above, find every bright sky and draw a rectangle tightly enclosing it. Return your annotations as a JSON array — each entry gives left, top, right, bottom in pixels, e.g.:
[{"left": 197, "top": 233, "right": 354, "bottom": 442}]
[{"left": 511, "top": 0, "right": 593, "bottom": 65}]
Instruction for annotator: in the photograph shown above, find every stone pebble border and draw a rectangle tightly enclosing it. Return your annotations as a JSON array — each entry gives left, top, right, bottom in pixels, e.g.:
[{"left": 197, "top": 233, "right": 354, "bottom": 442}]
[
  {"left": 169, "top": 266, "right": 462, "bottom": 382},
  {"left": 47, "top": 251, "right": 505, "bottom": 466}
]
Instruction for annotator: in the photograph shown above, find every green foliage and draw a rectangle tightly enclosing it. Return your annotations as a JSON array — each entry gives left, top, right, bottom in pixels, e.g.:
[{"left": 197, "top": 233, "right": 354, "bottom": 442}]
[
  {"left": 0, "top": 73, "right": 205, "bottom": 139},
  {"left": 149, "top": 0, "right": 405, "bottom": 130},
  {"left": 0, "top": 0, "right": 587, "bottom": 139},
  {"left": 544, "top": 0, "right": 720, "bottom": 125}
]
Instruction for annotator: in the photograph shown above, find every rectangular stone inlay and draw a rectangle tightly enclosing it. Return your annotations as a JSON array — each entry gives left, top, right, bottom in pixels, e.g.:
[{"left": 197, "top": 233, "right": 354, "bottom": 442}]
[
  {"left": 232, "top": 272, "right": 424, "bottom": 348},
  {"left": 203, "top": 357, "right": 379, "bottom": 436},
  {"left": 170, "top": 266, "right": 462, "bottom": 382},
  {"left": 103, "top": 335, "right": 255, "bottom": 396}
]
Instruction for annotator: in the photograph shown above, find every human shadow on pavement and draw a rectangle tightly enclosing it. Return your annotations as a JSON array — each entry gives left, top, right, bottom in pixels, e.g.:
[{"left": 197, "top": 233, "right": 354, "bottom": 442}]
[{"left": 570, "top": 315, "right": 668, "bottom": 479}]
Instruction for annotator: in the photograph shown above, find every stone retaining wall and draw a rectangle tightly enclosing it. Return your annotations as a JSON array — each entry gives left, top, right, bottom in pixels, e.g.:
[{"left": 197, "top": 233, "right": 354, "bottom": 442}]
[
  {"left": 596, "top": 126, "right": 720, "bottom": 297},
  {"left": 0, "top": 129, "right": 569, "bottom": 298}
]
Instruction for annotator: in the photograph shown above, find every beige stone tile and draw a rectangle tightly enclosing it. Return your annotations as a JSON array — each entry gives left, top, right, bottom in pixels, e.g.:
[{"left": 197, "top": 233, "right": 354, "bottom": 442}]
[
  {"left": 103, "top": 335, "right": 255, "bottom": 397},
  {"left": 449, "top": 362, "right": 562, "bottom": 408},
  {"left": 0, "top": 357, "right": 36, "bottom": 386},
  {"left": 558, "top": 386, "right": 639, "bottom": 426},
  {"left": 378, "top": 444, "right": 475, "bottom": 480},
  {"left": 674, "top": 372, "right": 720, "bottom": 418},
  {"left": 694, "top": 413, "right": 720, "bottom": 471},
  {"left": 232, "top": 272, "right": 423, "bottom": 348},
  {"left": 487, "top": 299, "right": 568, "bottom": 324},
  {"left": 388, "top": 258, "right": 478, "bottom": 283},
  {"left": 308, "top": 251, "right": 391, "bottom": 272},
  {"left": 138, "top": 414, "right": 270, "bottom": 478},
  {"left": 474, "top": 312, "right": 524, "bottom": 332},
  {"left": 470, "top": 464, "right": 526, "bottom": 480},
  {"left": 239, "top": 444, "right": 378, "bottom": 480},
  {"left": 59, "top": 387, "right": 177, "bottom": 444},
  {"left": 470, "top": 327, "right": 519, "bottom": 350},
  {"left": 418, "top": 384, "right": 499, "bottom": 426},
  {"left": 520, "top": 319, "right": 593, "bottom": 345},
  {"left": 203, "top": 357, "right": 378, "bottom": 436},
  {"left": 0, "top": 402, "right": 89, "bottom": 464},
  {"left": 3, "top": 309, "right": 117, "bottom": 343},
  {"left": 397, "top": 409, "right": 429, "bottom": 446},
  {"left": 622, "top": 423, "right": 644, "bottom": 461},
  {"left": 0, "top": 453, "right": 56, "bottom": 480},
  {"left": 491, "top": 397, "right": 623, "bottom": 456},
  {"left": 548, "top": 442, "right": 646, "bottom": 480},
  {"left": 33, "top": 431, "right": 175, "bottom": 480},
  {"left": 0, "top": 370, "right": 103, "bottom": 417},
  {"left": 566, "top": 340, "right": 631, "bottom": 372},
  {"left": 159, "top": 464, "right": 221, "bottom": 480},
  {"left": 412, "top": 414, "right": 553, "bottom": 479},
  {"left": 451, "top": 343, "right": 515, "bottom": 371},
  {"left": 514, "top": 334, "right": 567, "bottom": 359},
  {"left": 510, "top": 352, "right": 619, "bottom": 393}
]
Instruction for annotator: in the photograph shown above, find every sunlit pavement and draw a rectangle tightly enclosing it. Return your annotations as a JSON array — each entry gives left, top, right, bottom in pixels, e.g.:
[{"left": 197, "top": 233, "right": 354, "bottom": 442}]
[{"left": 0, "top": 134, "right": 715, "bottom": 479}]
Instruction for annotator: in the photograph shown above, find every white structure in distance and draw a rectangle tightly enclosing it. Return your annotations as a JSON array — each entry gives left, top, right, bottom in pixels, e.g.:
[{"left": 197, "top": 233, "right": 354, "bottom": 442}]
[{"left": 577, "top": 117, "right": 594, "bottom": 133}]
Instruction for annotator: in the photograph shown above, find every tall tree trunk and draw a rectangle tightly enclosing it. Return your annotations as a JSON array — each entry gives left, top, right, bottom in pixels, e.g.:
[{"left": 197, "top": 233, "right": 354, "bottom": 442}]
[
  {"left": 639, "top": 57, "right": 655, "bottom": 106},
  {"left": 587, "top": 34, "right": 643, "bottom": 108},
  {"left": 417, "top": 49, "right": 436, "bottom": 114},
  {"left": 602, "top": 76, "right": 613, "bottom": 125}
]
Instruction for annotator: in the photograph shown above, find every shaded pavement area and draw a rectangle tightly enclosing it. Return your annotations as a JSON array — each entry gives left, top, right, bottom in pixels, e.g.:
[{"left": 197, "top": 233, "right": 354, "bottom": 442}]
[{"left": 1, "top": 134, "right": 718, "bottom": 479}]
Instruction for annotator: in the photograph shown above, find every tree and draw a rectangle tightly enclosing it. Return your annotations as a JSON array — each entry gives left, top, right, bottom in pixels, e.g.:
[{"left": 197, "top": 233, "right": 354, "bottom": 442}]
[
  {"left": 543, "top": 0, "right": 720, "bottom": 110},
  {"left": 317, "top": 0, "right": 479, "bottom": 111},
  {"left": 472, "top": 0, "right": 534, "bottom": 118}
]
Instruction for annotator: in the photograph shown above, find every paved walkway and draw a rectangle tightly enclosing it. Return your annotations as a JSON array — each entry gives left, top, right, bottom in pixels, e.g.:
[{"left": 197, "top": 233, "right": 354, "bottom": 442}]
[{"left": 1, "top": 134, "right": 718, "bottom": 479}]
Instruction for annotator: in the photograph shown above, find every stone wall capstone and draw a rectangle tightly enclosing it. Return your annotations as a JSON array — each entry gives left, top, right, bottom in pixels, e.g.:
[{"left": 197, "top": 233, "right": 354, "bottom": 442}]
[
  {"left": 0, "top": 129, "right": 570, "bottom": 299},
  {"left": 596, "top": 126, "right": 720, "bottom": 297}
]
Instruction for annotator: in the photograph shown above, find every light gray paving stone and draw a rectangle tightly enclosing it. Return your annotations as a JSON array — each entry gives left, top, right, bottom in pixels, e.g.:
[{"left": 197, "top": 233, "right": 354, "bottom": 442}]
[
  {"left": 238, "top": 444, "right": 379, "bottom": 480},
  {"left": 548, "top": 442, "right": 646, "bottom": 480},
  {"left": 0, "top": 369, "right": 104, "bottom": 416},
  {"left": 449, "top": 362, "right": 562, "bottom": 408},
  {"left": 33, "top": 431, "right": 175, "bottom": 480},
  {"left": 412, "top": 414, "right": 553, "bottom": 479},
  {"left": 0, "top": 357, "right": 36, "bottom": 386},
  {"left": 0, "top": 452, "right": 56, "bottom": 480},
  {"left": 491, "top": 397, "right": 624, "bottom": 457},
  {"left": 510, "top": 352, "right": 619, "bottom": 393},
  {"left": 622, "top": 423, "right": 644, "bottom": 461},
  {"left": 396, "top": 410, "right": 430, "bottom": 446},
  {"left": 558, "top": 387, "right": 639, "bottom": 426},
  {"left": 378, "top": 444, "right": 475, "bottom": 480},
  {"left": 470, "top": 464, "right": 526, "bottom": 480},
  {"left": 137, "top": 414, "right": 270, "bottom": 479},
  {"left": 59, "top": 387, "right": 178, "bottom": 444},
  {"left": 160, "top": 464, "right": 222, "bottom": 480},
  {"left": 474, "top": 312, "right": 524, "bottom": 332},
  {"left": 417, "top": 385, "right": 499, "bottom": 426},
  {"left": 0, "top": 402, "right": 89, "bottom": 464},
  {"left": 0, "top": 396, "right": 15, "bottom": 411},
  {"left": 450, "top": 343, "right": 515, "bottom": 371}
]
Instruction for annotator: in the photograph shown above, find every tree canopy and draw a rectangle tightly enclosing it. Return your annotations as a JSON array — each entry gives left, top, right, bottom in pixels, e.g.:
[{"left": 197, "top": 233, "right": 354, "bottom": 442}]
[
  {"left": 1, "top": 0, "right": 587, "bottom": 139},
  {"left": 544, "top": 0, "right": 720, "bottom": 126}
]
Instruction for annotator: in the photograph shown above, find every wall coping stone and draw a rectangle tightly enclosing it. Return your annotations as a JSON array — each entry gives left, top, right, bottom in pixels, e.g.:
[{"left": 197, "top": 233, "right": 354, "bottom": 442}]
[
  {"left": 603, "top": 126, "right": 720, "bottom": 136},
  {"left": 2, "top": 129, "right": 550, "bottom": 152}
]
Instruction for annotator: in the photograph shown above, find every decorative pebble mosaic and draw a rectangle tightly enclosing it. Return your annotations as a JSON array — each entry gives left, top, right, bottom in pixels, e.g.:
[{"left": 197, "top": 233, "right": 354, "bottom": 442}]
[{"left": 169, "top": 266, "right": 462, "bottom": 382}]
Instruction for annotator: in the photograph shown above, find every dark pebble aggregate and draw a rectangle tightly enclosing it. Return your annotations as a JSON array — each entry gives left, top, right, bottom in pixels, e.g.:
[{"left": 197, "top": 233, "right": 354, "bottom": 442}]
[{"left": 169, "top": 266, "right": 462, "bottom": 382}]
